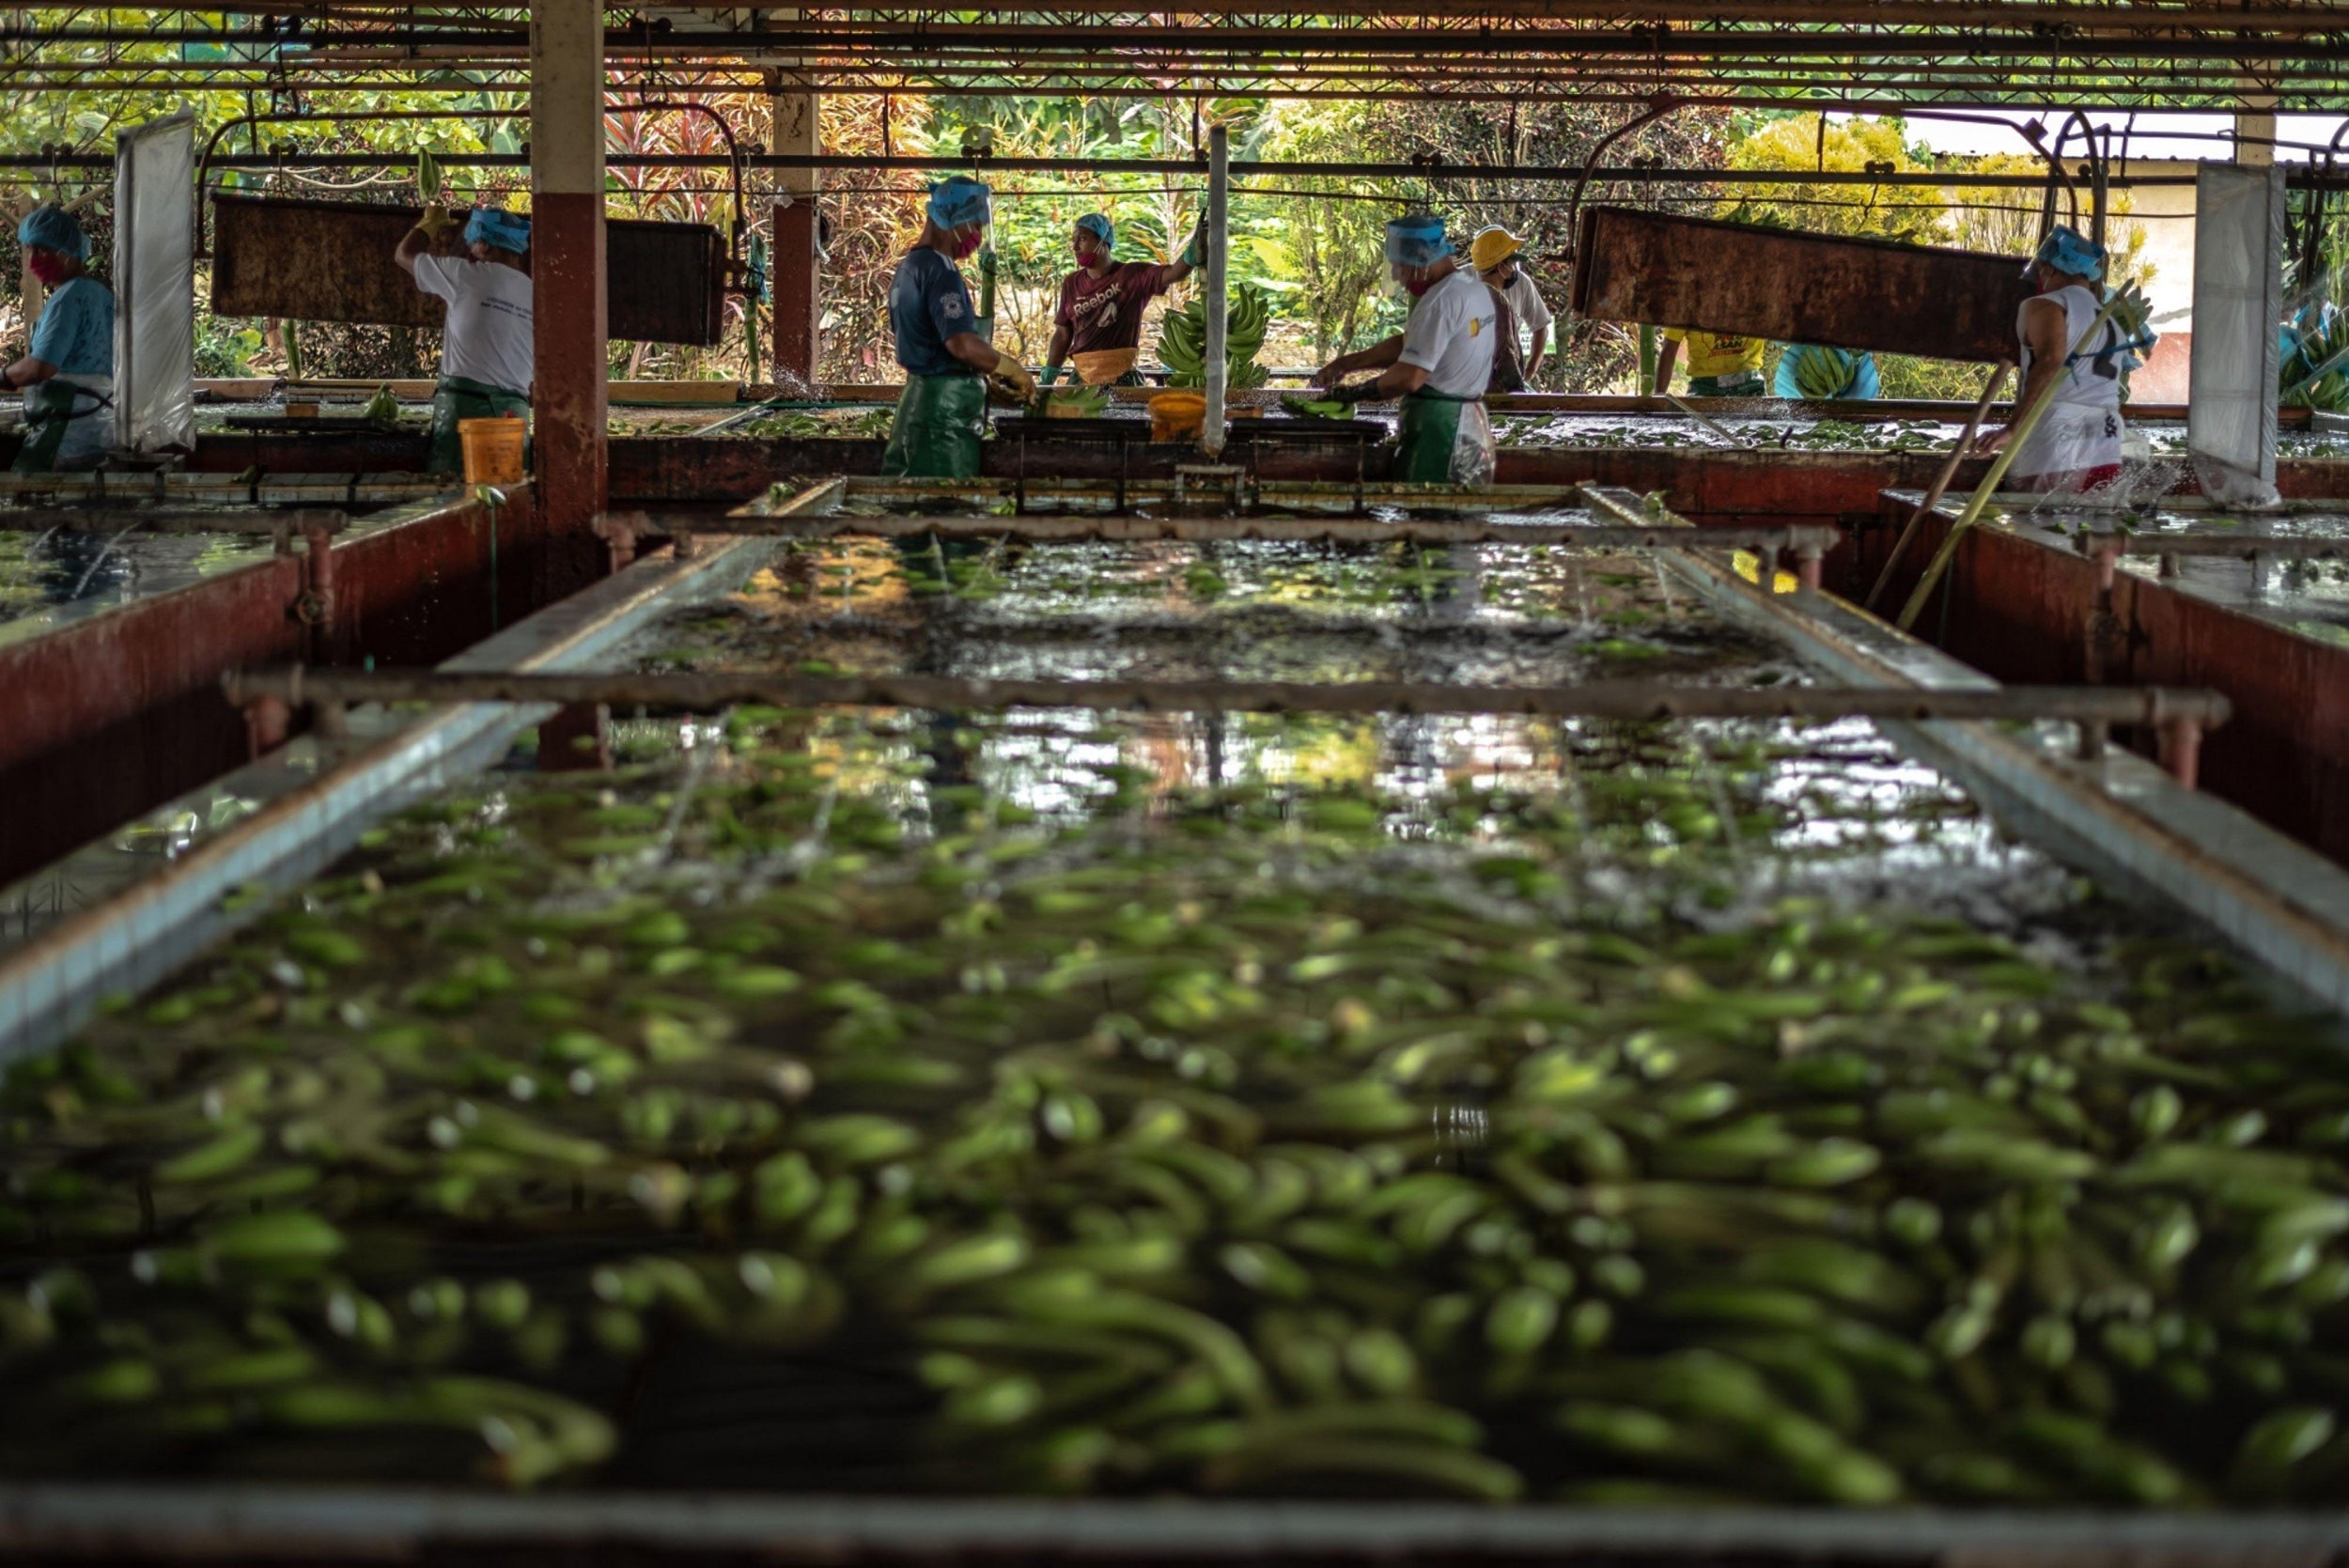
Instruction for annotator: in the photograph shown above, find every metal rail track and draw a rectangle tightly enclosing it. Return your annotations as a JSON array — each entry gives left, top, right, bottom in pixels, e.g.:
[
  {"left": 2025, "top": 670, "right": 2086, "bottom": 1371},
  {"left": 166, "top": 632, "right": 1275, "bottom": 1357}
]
[
  {"left": 1589, "top": 484, "right": 2349, "bottom": 1014},
  {"left": 0, "top": 526, "right": 786, "bottom": 1060},
  {"left": 1, "top": 1482, "right": 2347, "bottom": 1565},
  {"left": 222, "top": 665, "right": 2232, "bottom": 734},
  {"left": 650, "top": 513, "right": 1847, "bottom": 552}
]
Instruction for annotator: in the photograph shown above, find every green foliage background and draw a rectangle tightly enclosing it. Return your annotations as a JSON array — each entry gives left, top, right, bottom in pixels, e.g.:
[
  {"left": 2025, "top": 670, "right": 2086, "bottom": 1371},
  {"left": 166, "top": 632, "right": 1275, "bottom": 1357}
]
[{"left": 0, "top": 51, "right": 2226, "bottom": 398}]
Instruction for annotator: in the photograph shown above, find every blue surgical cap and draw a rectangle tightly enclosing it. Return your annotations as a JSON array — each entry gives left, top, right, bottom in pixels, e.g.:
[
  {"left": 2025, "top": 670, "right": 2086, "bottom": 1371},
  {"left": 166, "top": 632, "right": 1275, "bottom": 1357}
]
[
  {"left": 1385, "top": 214, "right": 1452, "bottom": 270},
  {"left": 18, "top": 205, "right": 87, "bottom": 261},
  {"left": 2033, "top": 225, "right": 2106, "bottom": 280},
  {"left": 927, "top": 177, "right": 992, "bottom": 233},
  {"left": 465, "top": 208, "right": 531, "bottom": 254},
  {"left": 1077, "top": 212, "right": 1114, "bottom": 249}
]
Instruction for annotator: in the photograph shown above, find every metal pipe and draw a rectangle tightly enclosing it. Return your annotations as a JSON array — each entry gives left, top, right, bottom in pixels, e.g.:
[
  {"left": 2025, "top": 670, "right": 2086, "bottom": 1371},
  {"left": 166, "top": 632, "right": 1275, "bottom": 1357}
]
[
  {"left": 614, "top": 99, "right": 748, "bottom": 271},
  {"left": 2076, "top": 533, "right": 2349, "bottom": 561},
  {"left": 0, "top": 152, "right": 2245, "bottom": 188},
  {"left": 1864, "top": 363, "right": 2010, "bottom": 611},
  {"left": 224, "top": 666, "right": 2233, "bottom": 730},
  {"left": 651, "top": 514, "right": 1846, "bottom": 551},
  {"left": 0, "top": 508, "right": 350, "bottom": 536},
  {"left": 1203, "top": 123, "right": 1229, "bottom": 460},
  {"left": 15, "top": 21, "right": 2349, "bottom": 59}
]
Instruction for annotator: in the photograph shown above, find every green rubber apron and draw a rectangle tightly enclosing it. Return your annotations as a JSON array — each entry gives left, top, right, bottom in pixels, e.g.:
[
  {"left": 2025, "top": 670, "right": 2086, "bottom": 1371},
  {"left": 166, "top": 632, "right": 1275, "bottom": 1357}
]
[
  {"left": 881, "top": 372, "right": 988, "bottom": 480},
  {"left": 13, "top": 374, "right": 113, "bottom": 474},
  {"left": 1688, "top": 371, "right": 1764, "bottom": 397},
  {"left": 1392, "top": 387, "right": 1497, "bottom": 487},
  {"left": 428, "top": 375, "right": 529, "bottom": 477}
]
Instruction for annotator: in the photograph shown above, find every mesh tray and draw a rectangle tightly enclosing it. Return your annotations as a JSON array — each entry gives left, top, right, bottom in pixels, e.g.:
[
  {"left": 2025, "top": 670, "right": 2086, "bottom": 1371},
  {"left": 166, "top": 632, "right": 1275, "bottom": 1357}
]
[{"left": 990, "top": 415, "right": 1152, "bottom": 440}]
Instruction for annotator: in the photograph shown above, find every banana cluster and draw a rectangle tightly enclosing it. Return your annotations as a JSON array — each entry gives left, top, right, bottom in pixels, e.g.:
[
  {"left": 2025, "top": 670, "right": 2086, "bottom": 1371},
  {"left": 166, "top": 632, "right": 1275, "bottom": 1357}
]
[
  {"left": 1785, "top": 346, "right": 1857, "bottom": 402},
  {"left": 2, "top": 677, "right": 2344, "bottom": 1505},
  {"left": 1160, "top": 284, "right": 1272, "bottom": 391}
]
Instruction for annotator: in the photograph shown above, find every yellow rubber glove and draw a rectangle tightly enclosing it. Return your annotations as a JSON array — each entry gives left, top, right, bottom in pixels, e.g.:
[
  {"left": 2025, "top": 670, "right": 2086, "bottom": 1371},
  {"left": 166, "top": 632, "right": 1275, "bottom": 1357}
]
[
  {"left": 988, "top": 355, "right": 1037, "bottom": 404},
  {"left": 413, "top": 203, "right": 459, "bottom": 241}
]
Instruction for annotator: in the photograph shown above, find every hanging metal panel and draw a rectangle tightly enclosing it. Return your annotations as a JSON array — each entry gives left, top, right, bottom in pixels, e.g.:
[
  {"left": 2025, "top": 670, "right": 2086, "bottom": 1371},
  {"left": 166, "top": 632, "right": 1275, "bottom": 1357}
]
[
  {"left": 209, "top": 195, "right": 725, "bottom": 346},
  {"left": 1571, "top": 206, "right": 2037, "bottom": 363}
]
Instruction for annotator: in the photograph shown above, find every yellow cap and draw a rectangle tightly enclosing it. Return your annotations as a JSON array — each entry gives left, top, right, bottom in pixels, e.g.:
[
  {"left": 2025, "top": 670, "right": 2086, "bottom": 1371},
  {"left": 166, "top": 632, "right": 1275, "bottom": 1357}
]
[{"left": 1470, "top": 225, "right": 1525, "bottom": 272}]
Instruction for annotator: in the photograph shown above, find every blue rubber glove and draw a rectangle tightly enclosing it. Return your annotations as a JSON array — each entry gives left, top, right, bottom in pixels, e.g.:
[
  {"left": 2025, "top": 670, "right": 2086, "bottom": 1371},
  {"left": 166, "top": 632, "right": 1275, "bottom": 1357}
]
[
  {"left": 1040, "top": 364, "right": 1063, "bottom": 387},
  {"left": 1180, "top": 225, "right": 1203, "bottom": 268}
]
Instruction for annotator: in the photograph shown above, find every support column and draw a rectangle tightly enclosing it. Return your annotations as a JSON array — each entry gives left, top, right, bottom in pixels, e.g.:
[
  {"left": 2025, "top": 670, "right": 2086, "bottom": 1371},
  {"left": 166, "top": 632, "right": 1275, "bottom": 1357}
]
[
  {"left": 2234, "top": 70, "right": 2279, "bottom": 168},
  {"left": 530, "top": 1, "right": 607, "bottom": 533},
  {"left": 1201, "top": 123, "right": 1229, "bottom": 459},
  {"left": 770, "top": 72, "right": 822, "bottom": 392}
]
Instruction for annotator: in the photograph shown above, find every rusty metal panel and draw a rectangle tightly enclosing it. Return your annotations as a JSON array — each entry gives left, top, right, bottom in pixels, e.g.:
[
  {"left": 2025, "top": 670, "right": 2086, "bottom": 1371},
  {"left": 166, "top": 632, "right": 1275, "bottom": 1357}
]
[
  {"left": 1571, "top": 206, "right": 2036, "bottom": 363},
  {"left": 210, "top": 195, "right": 724, "bottom": 346}
]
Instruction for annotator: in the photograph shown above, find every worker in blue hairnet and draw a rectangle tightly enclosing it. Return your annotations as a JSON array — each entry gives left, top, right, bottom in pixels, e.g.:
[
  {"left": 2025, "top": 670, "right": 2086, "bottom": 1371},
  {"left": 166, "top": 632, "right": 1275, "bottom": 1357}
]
[
  {"left": 4, "top": 204, "right": 114, "bottom": 473},
  {"left": 1312, "top": 213, "right": 1499, "bottom": 486},
  {"left": 882, "top": 176, "right": 1034, "bottom": 479},
  {"left": 1040, "top": 210, "right": 1198, "bottom": 388},
  {"left": 396, "top": 202, "right": 533, "bottom": 476},
  {"left": 1980, "top": 225, "right": 2152, "bottom": 494}
]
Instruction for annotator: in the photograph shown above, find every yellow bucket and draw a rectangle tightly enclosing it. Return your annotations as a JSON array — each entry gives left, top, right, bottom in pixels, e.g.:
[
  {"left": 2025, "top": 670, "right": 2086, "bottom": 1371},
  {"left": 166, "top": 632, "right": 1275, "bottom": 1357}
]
[
  {"left": 459, "top": 415, "right": 527, "bottom": 485},
  {"left": 1149, "top": 391, "right": 1206, "bottom": 443}
]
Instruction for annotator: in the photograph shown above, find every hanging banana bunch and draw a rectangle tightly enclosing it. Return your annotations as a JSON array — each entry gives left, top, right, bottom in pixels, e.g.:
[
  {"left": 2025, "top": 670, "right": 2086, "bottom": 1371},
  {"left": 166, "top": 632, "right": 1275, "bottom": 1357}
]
[{"left": 1159, "top": 283, "right": 1272, "bottom": 390}]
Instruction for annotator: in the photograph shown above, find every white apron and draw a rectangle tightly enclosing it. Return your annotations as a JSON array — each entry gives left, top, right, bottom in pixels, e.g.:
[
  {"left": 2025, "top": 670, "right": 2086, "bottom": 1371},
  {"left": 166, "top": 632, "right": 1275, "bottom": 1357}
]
[{"left": 2010, "top": 284, "right": 2123, "bottom": 483}]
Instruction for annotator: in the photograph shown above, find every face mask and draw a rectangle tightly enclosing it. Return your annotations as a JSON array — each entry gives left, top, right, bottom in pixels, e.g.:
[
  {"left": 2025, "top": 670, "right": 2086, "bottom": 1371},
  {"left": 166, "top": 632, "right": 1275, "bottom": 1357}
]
[
  {"left": 1072, "top": 242, "right": 1098, "bottom": 266},
  {"left": 1404, "top": 277, "right": 1433, "bottom": 299},
  {"left": 951, "top": 227, "right": 984, "bottom": 261},
  {"left": 26, "top": 254, "right": 66, "bottom": 287}
]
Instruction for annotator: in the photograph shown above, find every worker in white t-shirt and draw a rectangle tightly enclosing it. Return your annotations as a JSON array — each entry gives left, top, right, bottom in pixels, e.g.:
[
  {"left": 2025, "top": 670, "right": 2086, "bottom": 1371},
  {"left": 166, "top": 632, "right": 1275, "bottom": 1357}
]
[
  {"left": 395, "top": 204, "right": 534, "bottom": 475},
  {"left": 1310, "top": 214, "right": 1499, "bottom": 486},
  {"left": 1979, "top": 225, "right": 2135, "bottom": 494},
  {"left": 1470, "top": 226, "right": 1556, "bottom": 384}
]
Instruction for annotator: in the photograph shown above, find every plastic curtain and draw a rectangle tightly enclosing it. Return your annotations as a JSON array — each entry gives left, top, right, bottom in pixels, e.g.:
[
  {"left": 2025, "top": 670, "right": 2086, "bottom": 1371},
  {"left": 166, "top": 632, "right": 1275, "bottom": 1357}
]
[
  {"left": 2186, "top": 163, "right": 2284, "bottom": 506},
  {"left": 114, "top": 112, "right": 197, "bottom": 455}
]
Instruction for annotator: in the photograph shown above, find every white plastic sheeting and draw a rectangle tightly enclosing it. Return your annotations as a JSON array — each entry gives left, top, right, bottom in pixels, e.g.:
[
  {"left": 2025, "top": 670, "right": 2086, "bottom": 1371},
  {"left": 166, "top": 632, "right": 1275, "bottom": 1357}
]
[
  {"left": 2187, "top": 162, "right": 2283, "bottom": 507},
  {"left": 113, "top": 112, "right": 195, "bottom": 457}
]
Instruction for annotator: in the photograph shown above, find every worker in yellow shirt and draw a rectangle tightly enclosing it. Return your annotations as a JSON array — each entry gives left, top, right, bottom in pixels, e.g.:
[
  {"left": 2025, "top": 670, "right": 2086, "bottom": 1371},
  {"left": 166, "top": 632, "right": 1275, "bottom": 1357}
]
[{"left": 1654, "top": 328, "right": 1766, "bottom": 397}]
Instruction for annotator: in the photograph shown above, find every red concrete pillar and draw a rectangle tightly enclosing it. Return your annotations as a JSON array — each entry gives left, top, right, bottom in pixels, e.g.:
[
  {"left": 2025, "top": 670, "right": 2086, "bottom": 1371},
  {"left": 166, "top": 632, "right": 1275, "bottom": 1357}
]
[
  {"left": 530, "top": 2, "right": 607, "bottom": 532},
  {"left": 770, "top": 82, "right": 821, "bottom": 391},
  {"left": 773, "top": 200, "right": 821, "bottom": 391}
]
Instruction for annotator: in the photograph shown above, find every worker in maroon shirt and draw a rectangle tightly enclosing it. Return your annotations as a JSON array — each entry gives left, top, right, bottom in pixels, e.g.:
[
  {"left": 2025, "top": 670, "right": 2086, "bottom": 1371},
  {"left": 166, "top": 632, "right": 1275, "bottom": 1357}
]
[{"left": 1039, "top": 212, "right": 1199, "bottom": 387}]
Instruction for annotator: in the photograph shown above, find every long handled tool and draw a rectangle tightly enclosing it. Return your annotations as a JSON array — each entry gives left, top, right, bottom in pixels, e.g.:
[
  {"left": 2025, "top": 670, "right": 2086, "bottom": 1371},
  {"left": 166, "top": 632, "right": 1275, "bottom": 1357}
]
[
  {"left": 1864, "top": 362, "right": 2011, "bottom": 612},
  {"left": 1896, "top": 294, "right": 2127, "bottom": 632},
  {"left": 1665, "top": 392, "right": 1740, "bottom": 444}
]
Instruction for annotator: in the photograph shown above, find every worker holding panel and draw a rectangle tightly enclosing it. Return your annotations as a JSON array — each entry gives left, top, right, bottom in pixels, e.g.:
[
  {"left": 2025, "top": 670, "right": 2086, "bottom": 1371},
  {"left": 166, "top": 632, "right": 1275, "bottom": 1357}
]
[
  {"left": 395, "top": 204, "right": 534, "bottom": 476},
  {"left": 5, "top": 205, "right": 115, "bottom": 474},
  {"left": 1039, "top": 211, "right": 1197, "bottom": 388},
  {"left": 880, "top": 176, "right": 1033, "bottom": 479},
  {"left": 1313, "top": 214, "right": 1500, "bottom": 486},
  {"left": 1979, "top": 225, "right": 2139, "bottom": 493}
]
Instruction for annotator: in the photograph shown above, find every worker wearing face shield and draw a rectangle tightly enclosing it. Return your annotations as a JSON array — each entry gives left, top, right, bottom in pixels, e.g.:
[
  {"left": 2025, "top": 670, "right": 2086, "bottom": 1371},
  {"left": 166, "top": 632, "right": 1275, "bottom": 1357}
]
[
  {"left": 1040, "top": 211, "right": 1198, "bottom": 388},
  {"left": 1979, "top": 225, "right": 2151, "bottom": 494},
  {"left": 396, "top": 203, "right": 534, "bottom": 476},
  {"left": 882, "top": 176, "right": 1034, "bottom": 479},
  {"left": 1311, "top": 214, "right": 1499, "bottom": 487},
  {"left": 5, "top": 204, "right": 115, "bottom": 474}
]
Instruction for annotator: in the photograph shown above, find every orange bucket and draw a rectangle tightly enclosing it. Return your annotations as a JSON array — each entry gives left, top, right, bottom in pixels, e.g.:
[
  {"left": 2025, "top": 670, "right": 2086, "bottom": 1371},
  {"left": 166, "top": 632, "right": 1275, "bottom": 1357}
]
[
  {"left": 1149, "top": 391, "right": 1206, "bottom": 443},
  {"left": 459, "top": 415, "right": 527, "bottom": 485}
]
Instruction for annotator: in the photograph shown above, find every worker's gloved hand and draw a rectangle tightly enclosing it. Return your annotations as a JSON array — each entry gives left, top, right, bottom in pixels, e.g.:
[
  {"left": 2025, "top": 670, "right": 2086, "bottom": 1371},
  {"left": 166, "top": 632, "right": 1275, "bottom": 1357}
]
[
  {"left": 1326, "top": 381, "right": 1373, "bottom": 405},
  {"left": 1179, "top": 224, "right": 1204, "bottom": 268},
  {"left": 990, "top": 356, "right": 1038, "bottom": 403},
  {"left": 1039, "top": 363, "right": 1064, "bottom": 388},
  {"left": 413, "top": 203, "right": 459, "bottom": 241}
]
